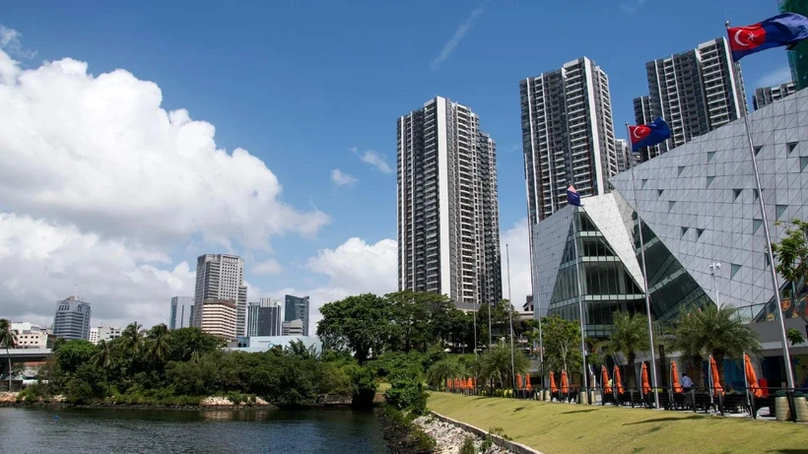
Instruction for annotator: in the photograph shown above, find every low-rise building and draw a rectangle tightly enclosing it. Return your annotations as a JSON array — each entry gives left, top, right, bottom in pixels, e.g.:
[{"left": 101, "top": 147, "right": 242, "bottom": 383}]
[
  {"left": 196, "top": 299, "right": 238, "bottom": 340},
  {"left": 282, "top": 319, "right": 304, "bottom": 336},
  {"left": 10, "top": 323, "right": 54, "bottom": 349}
]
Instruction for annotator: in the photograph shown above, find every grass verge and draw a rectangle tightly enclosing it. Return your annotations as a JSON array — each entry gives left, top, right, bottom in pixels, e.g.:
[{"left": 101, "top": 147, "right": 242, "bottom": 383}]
[{"left": 428, "top": 392, "right": 808, "bottom": 454}]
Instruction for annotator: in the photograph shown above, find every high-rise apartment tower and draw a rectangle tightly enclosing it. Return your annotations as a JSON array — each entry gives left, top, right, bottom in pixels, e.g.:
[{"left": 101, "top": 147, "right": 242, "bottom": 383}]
[
  {"left": 753, "top": 81, "right": 796, "bottom": 110},
  {"left": 192, "top": 254, "right": 247, "bottom": 336},
  {"left": 520, "top": 56, "right": 618, "bottom": 230},
  {"left": 633, "top": 38, "right": 746, "bottom": 159},
  {"left": 397, "top": 96, "right": 502, "bottom": 310}
]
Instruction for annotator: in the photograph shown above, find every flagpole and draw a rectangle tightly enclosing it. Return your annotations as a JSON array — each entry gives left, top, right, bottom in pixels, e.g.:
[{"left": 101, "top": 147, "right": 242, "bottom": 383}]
[
  {"left": 626, "top": 123, "right": 660, "bottom": 409},
  {"left": 507, "top": 244, "right": 516, "bottom": 389},
  {"left": 526, "top": 211, "right": 545, "bottom": 387},
  {"left": 726, "top": 21, "right": 795, "bottom": 390},
  {"left": 571, "top": 202, "right": 589, "bottom": 400}
]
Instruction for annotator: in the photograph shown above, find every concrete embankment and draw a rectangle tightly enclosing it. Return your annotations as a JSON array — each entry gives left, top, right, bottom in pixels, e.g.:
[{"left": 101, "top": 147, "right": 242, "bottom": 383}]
[{"left": 414, "top": 413, "right": 540, "bottom": 454}]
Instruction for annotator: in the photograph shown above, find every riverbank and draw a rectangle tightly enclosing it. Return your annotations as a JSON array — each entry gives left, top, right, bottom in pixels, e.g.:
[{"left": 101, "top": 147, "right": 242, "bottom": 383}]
[
  {"left": 414, "top": 414, "right": 529, "bottom": 454},
  {"left": 0, "top": 391, "right": 278, "bottom": 410},
  {"left": 428, "top": 392, "right": 808, "bottom": 454}
]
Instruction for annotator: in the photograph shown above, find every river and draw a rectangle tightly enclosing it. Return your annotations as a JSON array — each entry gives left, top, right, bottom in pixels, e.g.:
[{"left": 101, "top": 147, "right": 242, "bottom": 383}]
[{"left": 0, "top": 406, "right": 388, "bottom": 453}]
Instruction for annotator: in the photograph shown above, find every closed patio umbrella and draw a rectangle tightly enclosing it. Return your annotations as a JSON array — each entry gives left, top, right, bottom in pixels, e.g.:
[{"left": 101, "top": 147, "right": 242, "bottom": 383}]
[
  {"left": 709, "top": 356, "right": 724, "bottom": 396},
  {"left": 744, "top": 354, "right": 763, "bottom": 398},
  {"left": 549, "top": 371, "right": 558, "bottom": 393},
  {"left": 466, "top": 377, "right": 473, "bottom": 390},
  {"left": 641, "top": 362, "right": 651, "bottom": 395},
  {"left": 516, "top": 373, "right": 523, "bottom": 389},
  {"left": 525, "top": 374, "right": 532, "bottom": 391},
  {"left": 613, "top": 365, "right": 625, "bottom": 394},
  {"left": 561, "top": 370, "right": 569, "bottom": 394},
  {"left": 670, "top": 360, "right": 683, "bottom": 393},
  {"left": 601, "top": 366, "right": 612, "bottom": 394}
]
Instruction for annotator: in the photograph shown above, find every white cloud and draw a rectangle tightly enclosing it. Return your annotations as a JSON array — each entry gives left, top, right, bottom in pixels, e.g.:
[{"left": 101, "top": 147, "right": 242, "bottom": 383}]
[
  {"left": 501, "top": 217, "right": 531, "bottom": 310},
  {"left": 253, "top": 259, "right": 283, "bottom": 275},
  {"left": 358, "top": 149, "right": 393, "bottom": 174},
  {"left": 0, "top": 25, "right": 35, "bottom": 59},
  {"left": 330, "top": 168, "right": 358, "bottom": 187},
  {"left": 0, "top": 213, "right": 195, "bottom": 329},
  {"left": 0, "top": 49, "right": 329, "bottom": 250},
  {"left": 430, "top": 1, "right": 488, "bottom": 70},
  {"left": 266, "top": 237, "right": 398, "bottom": 330},
  {"left": 756, "top": 66, "right": 793, "bottom": 89},
  {"left": 619, "top": 0, "right": 647, "bottom": 14}
]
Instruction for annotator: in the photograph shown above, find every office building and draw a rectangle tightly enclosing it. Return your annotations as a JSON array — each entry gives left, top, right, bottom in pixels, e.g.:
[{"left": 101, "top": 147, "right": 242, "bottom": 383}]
[
  {"left": 284, "top": 295, "right": 310, "bottom": 336},
  {"left": 95, "top": 326, "right": 122, "bottom": 344},
  {"left": 532, "top": 89, "right": 808, "bottom": 342},
  {"left": 247, "top": 298, "right": 282, "bottom": 337},
  {"left": 282, "top": 319, "right": 304, "bottom": 336},
  {"left": 89, "top": 327, "right": 98, "bottom": 345},
  {"left": 397, "top": 96, "right": 502, "bottom": 309},
  {"left": 780, "top": 0, "right": 808, "bottom": 90},
  {"left": 634, "top": 38, "right": 746, "bottom": 158},
  {"left": 520, "top": 56, "right": 618, "bottom": 230},
  {"left": 193, "top": 254, "right": 247, "bottom": 336},
  {"left": 196, "top": 299, "right": 238, "bottom": 339},
  {"left": 753, "top": 82, "right": 796, "bottom": 110},
  {"left": 169, "top": 296, "right": 194, "bottom": 330},
  {"left": 52, "top": 295, "right": 92, "bottom": 340}
]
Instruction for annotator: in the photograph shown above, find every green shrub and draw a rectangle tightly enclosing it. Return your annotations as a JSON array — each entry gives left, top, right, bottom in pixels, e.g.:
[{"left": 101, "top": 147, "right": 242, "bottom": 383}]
[
  {"left": 459, "top": 436, "right": 476, "bottom": 454},
  {"left": 385, "top": 378, "right": 428, "bottom": 415},
  {"left": 794, "top": 391, "right": 805, "bottom": 398},
  {"left": 377, "top": 405, "right": 436, "bottom": 454}
]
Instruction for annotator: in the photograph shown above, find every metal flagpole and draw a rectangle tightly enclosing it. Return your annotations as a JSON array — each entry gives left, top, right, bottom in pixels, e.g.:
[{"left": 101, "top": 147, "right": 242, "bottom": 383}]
[
  {"left": 626, "top": 123, "right": 660, "bottom": 409},
  {"left": 488, "top": 302, "right": 493, "bottom": 347},
  {"left": 526, "top": 215, "right": 546, "bottom": 388},
  {"left": 726, "top": 21, "right": 795, "bottom": 390},
  {"left": 507, "top": 244, "right": 516, "bottom": 389},
  {"left": 473, "top": 307, "right": 478, "bottom": 359},
  {"left": 571, "top": 203, "right": 589, "bottom": 398}
]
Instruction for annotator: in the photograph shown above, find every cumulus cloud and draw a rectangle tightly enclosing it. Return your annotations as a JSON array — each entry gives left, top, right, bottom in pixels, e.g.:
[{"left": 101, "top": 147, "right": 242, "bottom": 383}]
[
  {"left": 266, "top": 237, "right": 398, "bottom": 329},
  {"left": 253, "top": 259, "right": 283, "bottom": 275},
  {"left": 0, "top": 213, "right": 195, "bottom": 328},
  {"left": 0, "top": 49, "right": 329, "bottom": 250},
  {"left": 0, "top": 25, "right": 36, "bottom": 59},
  {"left": 430, "top": 1, "right": 488, "bottom": 70},
  {"left": 501, "top": 218, "right": 531, "bottom": 310},
  {"left": 330, "top": 168, "right": 358, "bottom": 187}
]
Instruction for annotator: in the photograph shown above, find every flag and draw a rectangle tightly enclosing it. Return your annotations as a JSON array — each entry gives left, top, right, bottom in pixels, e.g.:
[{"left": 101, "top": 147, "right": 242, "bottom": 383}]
[
  {"left": 629, "top": 117, "right": 671, "bottom": 152},
  {"left": 567, "top": 185, "right": 582, "bottom": 207},
  {"left": 728, "top": 13, "right": 808, "bottom": 61}
]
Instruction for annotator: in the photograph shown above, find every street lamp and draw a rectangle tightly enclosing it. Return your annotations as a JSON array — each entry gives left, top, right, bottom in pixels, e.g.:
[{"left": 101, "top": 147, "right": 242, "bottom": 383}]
[{"left": 708, "top": 262, "right": 722, "bottom": 307}]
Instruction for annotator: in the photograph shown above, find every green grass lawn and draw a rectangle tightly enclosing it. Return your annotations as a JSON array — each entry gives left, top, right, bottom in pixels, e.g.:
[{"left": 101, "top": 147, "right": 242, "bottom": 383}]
[{"left": 428, "top": 392, "right": 808, "bottom": 454}]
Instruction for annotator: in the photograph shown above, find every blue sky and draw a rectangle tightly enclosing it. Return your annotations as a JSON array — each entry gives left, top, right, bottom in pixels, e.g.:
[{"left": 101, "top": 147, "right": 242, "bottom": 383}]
[{"left": 0, "top": 0, "right": 795, "bottom": 327}]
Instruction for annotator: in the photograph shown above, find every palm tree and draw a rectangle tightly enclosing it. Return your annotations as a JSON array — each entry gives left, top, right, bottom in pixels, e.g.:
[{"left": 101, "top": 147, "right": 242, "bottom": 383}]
[
  {"left": 425, "top": 357, "right": 466, "bottom": 388},
  {"left": 0, "top": 319, "right": 17, "bottom": 389},
  {"left": 92, "top": 340, "right": 119, "bottom": 370},
  {"left": 285, "top": 340, "right": 315, "bottom": 359},
  {"left": 772, "top": 219, "right": 808, "bottom": 324},
  {"left": 480, "top": 340, "right": 528, "bottom": 388},
  {"left": 669, "top": 306, "right": 761, "bottom": 385},
  {"left": 604, "top": 312, "right": 650, "bottom": 388},
  {"left": 146, "top": 324, "right": 171, "bottom": 365},
  {"left": 119, "top": 322, "right": 144, "bottom": 374}
]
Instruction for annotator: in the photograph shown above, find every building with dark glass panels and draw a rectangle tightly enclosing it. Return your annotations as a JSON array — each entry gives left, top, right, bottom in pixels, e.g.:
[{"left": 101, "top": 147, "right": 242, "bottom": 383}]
[{"left": 780, "top": 0, "right": 808, "bottom": 90}]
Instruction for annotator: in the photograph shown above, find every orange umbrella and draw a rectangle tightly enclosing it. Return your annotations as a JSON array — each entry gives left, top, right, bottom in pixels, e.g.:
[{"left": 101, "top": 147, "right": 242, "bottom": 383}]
[
  {"left": 601, "top": 366, "right": 612, "bottom": 394},
  {"left": 744, "top": 354, "right": 763, "bottom": 398},
  {"left": 670, "top": 360, "right": 683, "bottom": 393},
  {"left": 525, "top": 374, "right": 533, "bottom": 391},
  {"left": 613, "top": 365, "right": 625, "bottom": 394},
  {"left": 561, "top": 370, "right": 569, "bottom": 394},
  {"left": 709, "top": 356, "right": 724, "bottom": 396},
  {"left": 516, "top": 372, "right": 523, "bottom": 389},
  {"left": 641, "top": 362, "right": 651, "bottom": 395},
  {"left": 466, "top": 377, "right": 473, "bottom": 389},
  {"left": 549, "top": 371, "right": 558, "bottom": 393}
]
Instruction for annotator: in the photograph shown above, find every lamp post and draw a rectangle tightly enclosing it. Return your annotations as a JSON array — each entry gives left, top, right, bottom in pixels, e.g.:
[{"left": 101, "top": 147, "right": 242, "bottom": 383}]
[{"left": 708, "top": 262, "right": 721, "bottom": 307}]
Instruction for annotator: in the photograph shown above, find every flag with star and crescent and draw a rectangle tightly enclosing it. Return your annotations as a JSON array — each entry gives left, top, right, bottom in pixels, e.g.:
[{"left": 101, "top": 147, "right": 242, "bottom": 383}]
[
  {"left": 728, "top": 13, "right": 808, "bottom": 61},
  {"left": 629, "top": 117, "right": 671, "bottom": 152}
]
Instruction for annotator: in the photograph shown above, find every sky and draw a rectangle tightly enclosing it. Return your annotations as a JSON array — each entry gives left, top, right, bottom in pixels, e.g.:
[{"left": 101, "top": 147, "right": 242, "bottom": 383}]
[{"left": 0, "top": 0, "right": 795, "bottom": 330}]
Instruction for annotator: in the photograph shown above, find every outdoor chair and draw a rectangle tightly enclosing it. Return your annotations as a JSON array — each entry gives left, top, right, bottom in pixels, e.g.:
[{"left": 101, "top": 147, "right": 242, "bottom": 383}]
[{"left": 718, "top": 393, "right": 749, "bottom": 415}]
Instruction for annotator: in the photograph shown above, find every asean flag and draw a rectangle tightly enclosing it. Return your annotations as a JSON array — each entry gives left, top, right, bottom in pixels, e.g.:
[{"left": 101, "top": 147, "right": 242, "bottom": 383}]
[
  {"left": 728, "top": 13, "right": 808, "bottom": 61},
  {"left": 629, "top": 118, "right": 671, "bottom": 152}
]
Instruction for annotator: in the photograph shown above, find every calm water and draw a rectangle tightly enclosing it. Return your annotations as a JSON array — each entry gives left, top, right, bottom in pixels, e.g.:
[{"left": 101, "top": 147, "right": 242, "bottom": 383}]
[{"left": 0, "top": 406, "right": 388, "bottom": 453}]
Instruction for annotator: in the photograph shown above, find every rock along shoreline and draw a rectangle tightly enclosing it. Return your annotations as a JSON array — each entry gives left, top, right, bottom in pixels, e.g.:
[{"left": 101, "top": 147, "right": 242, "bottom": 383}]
[{"left": 0, "top": 392, "right": 279, "bottom": 411}]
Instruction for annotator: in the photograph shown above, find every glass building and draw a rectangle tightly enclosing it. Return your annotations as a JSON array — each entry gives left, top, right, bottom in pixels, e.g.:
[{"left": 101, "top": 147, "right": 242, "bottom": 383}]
[
  {"left": 780, "top": 0, "right": 808, "bottom": 90},
  {"left": 532, "top": 88, "right": 808, "bottom": 336}
]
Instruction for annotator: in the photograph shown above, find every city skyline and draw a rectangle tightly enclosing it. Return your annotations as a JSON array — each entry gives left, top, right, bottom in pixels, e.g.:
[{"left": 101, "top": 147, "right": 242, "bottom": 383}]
[{"left": 0, "top": 1, "right": 795, "bottom": 330}]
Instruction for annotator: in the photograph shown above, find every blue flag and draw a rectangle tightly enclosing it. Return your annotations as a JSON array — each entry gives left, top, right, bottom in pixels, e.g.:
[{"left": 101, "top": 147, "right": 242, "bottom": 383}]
[
  {"left": 629, "top": 118, "right": 671, "bottom": 152},
  {"left": 729, "top": 13, "right": 808, "bottom": 61},
  {"left": 567, "top": 185, "right": 582, "bottom": 207}
]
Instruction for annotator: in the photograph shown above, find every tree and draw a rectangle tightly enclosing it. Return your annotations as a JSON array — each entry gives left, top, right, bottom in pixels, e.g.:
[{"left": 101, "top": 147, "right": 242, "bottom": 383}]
[
  {"left": 92, "top": 340, "right": 119, "bottom": 371},
  {"left": 425, "top": 357, "right": 466, "bottom": 388},
  {"left": 317, "top": 293, "right": 392, "bottom": 363},
  {"left": 773, "top": 219, "right": 808, "bottom": 325},
  {"left": 604, "top": 312, "right": 650, "bottom": 388},
  {"left": 54, "top": 340, "right": 97, "bottom": 375},
  {"left": 168, "top": 327, "right": 221, "bottom": 363},
  {"left": 541, "top": 315, "right": 581, "bottom": 374},
  {"left": 146, "top": 324, "right": 171, "bottom": 366},
  {"left": 669, "top": 306, "right": 761, "bottom": 385},
  {"left": 386, "top": 291, "right": 450, "bottom": 353},
  {"left": 285, "top": 340, "right": 316, "bottom": 359},
  {"left": 787, "top": 328, "right": 806, "bottom": 346},
  {"left": 480, "top": 340, "right": 528, "bottom": 388},
  {"left": 0, "top": 319, "right": 17, "bottom": 388}
]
